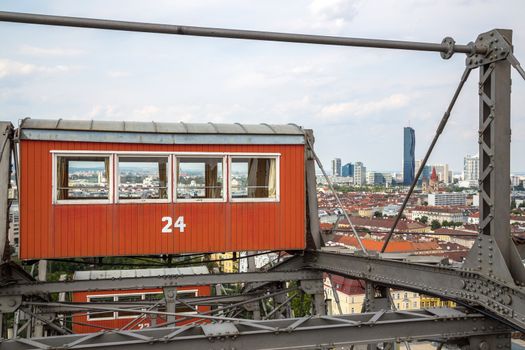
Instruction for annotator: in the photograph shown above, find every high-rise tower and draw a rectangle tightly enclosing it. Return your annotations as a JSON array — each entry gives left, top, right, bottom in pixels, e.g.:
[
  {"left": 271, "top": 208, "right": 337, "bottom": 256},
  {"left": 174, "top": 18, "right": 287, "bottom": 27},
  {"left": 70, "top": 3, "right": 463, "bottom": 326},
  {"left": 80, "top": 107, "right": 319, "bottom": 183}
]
[{"left": 403, "top": 127, "right": 415, "bottom": 186}]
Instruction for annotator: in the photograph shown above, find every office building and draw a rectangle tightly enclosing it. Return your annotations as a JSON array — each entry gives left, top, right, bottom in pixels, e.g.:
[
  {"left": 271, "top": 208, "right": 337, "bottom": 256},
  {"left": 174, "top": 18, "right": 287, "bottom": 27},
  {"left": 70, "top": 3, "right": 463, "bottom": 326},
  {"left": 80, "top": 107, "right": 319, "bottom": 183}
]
[
  {"left": 415, "top": 160, "right": 431, "bottom": 182},
  {"left": 331, "top": 158, "right": 342, "bottom": 176},
  {"left": 403, "top": 127, "right": 415, "bottom": 185},
  {"left": 366, "top": 171, "right": 393, "bottom": 186},
  {"left": 354, "top": 162, "right": 367, "bottom": 186},
  {"left": 342, "top": 163, "right": 354, "bottom": 177},
  {"left": 428, "top": 193, "right": 467, "bottom": 206},
  {"left": 463, "top": 154, "right": 479, "bottom": 183},
  {"left": 416, "top": 161, "right": 452, "bottom": 184}
]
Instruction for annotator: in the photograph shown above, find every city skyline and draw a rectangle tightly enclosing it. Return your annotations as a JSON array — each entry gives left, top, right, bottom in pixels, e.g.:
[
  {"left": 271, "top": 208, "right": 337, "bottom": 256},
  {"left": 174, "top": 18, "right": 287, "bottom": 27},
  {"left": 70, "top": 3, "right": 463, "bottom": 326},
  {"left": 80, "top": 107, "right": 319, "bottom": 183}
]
[{"left": 0, "top": 1, "right": 524, "bottom": 173}]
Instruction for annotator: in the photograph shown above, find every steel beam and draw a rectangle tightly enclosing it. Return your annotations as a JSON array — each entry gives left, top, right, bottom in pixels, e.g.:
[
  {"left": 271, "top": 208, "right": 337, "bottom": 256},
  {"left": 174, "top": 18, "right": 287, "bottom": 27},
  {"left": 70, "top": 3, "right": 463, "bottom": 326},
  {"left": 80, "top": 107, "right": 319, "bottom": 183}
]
[
  {"left": 0, "top": 309, "right": 509, "bottom": 350},
  {"left": 298, "top": 250, "right": 525, "bottom": 332},
  {"left": 463, "top": 29, "right": 525, "bottom": 285},
  {"left": 24, "top": 295, "right": 257, "bottom": 314},
  {"left": 0, "top": 271, "right": 319, "bottom": 296},
  {"left": 304, "top": 130, "right": 322, "bottom": 250},
  {"left": 0, "top": 123, "right": 13, "bottom": 263},
  {"left": 0, "top": 11, "right": 483, "bottom": 56}
]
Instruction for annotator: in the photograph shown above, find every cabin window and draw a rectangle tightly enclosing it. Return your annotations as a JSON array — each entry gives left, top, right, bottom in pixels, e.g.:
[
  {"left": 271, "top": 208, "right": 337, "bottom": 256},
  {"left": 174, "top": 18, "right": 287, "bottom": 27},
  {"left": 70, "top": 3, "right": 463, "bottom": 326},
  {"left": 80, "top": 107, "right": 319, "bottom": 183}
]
[
  {"left": 143, "top": 290, "right": 198, "bottom": 313},
  {"left": 144, "top": 293, "right": 166, "bottom": 312},
  {"left": 175, "top": 291, "right": 198, "bottom": 313},
  {"left": 55, "top": 155, "right": 111, "bottom": 202},
  {"left": 87, "top": 296, "right": 115, "bottom": 320},
  {"left": 117, "top": 156, "right": 170, "bottom": 202},
  {"left": 116, "top": 294, "right": 144, "bottom": 318},
  {"left": 176, "top": 157, "right": 224, "bottom": 200},
  {"left": 230, "top": 157, "right": 278, "bottom": 201}
]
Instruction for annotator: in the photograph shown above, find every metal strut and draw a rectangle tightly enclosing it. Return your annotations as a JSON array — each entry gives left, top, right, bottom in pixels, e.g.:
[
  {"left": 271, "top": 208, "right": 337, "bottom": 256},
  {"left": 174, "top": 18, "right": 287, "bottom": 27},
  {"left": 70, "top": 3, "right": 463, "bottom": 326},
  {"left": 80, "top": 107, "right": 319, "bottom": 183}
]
[
  {"left": 0, "top": 11, "right": 484, "bottom": 57},
  {"left": 0, "top": 309, "right": 509, "bottom": 350},
  {"left": 508, "top": 52, "right": 525, "bottom": 81},
  {"left": 381, "top": 66, "right": 472, "bottom": 253}
]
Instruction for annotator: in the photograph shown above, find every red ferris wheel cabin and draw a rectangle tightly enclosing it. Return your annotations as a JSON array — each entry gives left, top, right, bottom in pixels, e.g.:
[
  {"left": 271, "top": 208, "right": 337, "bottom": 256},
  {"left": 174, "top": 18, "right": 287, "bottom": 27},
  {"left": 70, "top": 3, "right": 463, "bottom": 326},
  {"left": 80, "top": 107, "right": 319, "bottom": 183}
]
[{"left": 18, "top": 118, "right": 307, "bottom": 259}]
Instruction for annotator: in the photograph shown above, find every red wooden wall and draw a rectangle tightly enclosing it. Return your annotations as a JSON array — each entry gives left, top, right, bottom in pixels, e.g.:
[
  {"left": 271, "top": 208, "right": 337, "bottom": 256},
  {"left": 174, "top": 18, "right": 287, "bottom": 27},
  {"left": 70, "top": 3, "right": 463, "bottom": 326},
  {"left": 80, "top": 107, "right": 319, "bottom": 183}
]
[
  {"left": 71, "top": 285, "right": 211, "bottom": 333},
  {"left": 19, "top": 140, "right": 306, "bottom": 259}
]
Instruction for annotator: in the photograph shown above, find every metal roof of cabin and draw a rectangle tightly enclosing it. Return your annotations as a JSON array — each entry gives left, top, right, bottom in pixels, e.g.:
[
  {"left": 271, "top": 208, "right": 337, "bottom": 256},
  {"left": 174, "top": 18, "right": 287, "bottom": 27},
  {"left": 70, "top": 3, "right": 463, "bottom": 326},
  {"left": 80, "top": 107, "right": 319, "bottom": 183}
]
[
  {"left": 20, "top": 118, "right": 304, "bottom": 135},
  {"left": 72, "top": 266, "right": 210, "bottom": 280},
  {"left": 19, "top": 118, "right": 306, "bottom": 145}
]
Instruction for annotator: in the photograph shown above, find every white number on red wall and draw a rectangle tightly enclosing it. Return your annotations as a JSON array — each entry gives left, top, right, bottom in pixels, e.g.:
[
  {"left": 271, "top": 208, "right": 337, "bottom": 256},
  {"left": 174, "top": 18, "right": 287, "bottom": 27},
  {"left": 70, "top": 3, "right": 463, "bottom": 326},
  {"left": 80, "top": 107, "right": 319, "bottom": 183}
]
[{"left": 162, "top": 216, "right": 186, "bottom": 233}]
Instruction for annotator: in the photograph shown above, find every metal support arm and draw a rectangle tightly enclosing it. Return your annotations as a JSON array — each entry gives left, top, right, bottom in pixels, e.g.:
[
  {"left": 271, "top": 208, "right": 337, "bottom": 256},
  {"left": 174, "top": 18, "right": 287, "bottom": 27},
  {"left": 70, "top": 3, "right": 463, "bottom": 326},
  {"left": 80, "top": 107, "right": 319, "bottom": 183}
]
[
  {"left": 0, "top": 309, "right": 509, "bottom": 350},
  {"left": 300, "top": 250, "right": 525, "bottom": 332},
  {"left": 0, "top": 270, "right": 320, "bottom": 296}
]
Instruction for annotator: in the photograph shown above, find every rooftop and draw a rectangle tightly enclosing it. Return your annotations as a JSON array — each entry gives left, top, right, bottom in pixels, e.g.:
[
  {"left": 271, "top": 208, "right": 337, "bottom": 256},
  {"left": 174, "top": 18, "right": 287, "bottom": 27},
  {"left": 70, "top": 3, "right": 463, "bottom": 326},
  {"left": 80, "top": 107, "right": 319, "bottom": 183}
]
[{"left": 19, "top": 118, "right": 307, "bottom": 145}]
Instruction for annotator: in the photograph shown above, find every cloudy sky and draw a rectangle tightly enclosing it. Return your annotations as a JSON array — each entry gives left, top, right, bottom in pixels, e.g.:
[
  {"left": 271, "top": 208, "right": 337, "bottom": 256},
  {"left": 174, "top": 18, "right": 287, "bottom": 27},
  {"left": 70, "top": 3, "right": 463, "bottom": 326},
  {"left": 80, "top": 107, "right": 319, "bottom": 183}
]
[{"left": 1, "top": 0, "right": 524, "bottom": 172}]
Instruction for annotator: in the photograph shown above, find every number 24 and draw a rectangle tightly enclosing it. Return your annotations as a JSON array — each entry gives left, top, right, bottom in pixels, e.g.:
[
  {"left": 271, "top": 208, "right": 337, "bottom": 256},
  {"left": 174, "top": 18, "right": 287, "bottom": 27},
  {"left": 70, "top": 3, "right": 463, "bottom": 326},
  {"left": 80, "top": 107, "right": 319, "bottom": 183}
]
[{"left": 162, "top": 216, "right": 186, "bottom": 233}]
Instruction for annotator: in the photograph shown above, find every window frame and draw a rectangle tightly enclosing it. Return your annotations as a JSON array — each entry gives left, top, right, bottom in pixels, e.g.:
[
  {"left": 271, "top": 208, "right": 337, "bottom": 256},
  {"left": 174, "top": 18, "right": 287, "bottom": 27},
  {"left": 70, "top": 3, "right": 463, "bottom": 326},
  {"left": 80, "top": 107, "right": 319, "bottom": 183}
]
[
  {"left": 51, "top": 151, "right": 282, "bottom": 205},
  {"left": 228, "top": 154, "right": 280, "bottom": 203},
  {"left": 115, "top": 153, "right": 172, "bottom": 204},
  {"left": 172, "top": 289, "right": 199, "bottom": 315},
  {"left": 114, "top": 293, "right": 148, "bottom": 319},
  {"left": 173, "top": 154, "right": 227, "bottom": 203},
  {"left": 86, "top": 294, "right": 119, "bottom": 321},
  {"left": 52, "top": 152, "right": 114, "bottom": 205}
]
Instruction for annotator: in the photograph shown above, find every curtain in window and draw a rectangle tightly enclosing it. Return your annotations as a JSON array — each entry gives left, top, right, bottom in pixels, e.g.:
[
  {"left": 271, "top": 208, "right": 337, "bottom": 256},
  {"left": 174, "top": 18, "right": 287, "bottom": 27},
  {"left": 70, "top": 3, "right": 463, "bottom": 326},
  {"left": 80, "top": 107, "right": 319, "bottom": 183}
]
[
  {"left": 158, "top": 160, "right": 167, "bottom": 199},
  {"left": 257, "top": 159, "right": 267, "bottom": 197},
  {"left": 205, "top": 159, "right": 219, "bottom": 198},
  {"left": 57, "top": 157, "right": 69, "bottom": 200},
  {"left": 248, "top": 158, "right": 275, "bottom": 198},
  {"left": 268, "top": 158, "right": 276, "bottom": 198}
]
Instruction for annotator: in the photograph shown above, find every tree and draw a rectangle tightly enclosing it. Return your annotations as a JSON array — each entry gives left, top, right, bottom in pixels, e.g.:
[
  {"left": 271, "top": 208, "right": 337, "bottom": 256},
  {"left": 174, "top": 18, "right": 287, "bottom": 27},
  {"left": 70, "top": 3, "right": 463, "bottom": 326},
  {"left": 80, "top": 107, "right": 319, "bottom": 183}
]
[
  {"left": 373, "top": 211, "right": 383, "bottom": 218},
  {"left": 452, "top": 221, "right": 462, "bottom": 229},
  {"left": 511, "top": 199, "right": 517, "bottom": 209},
  {"left": 431, "top": 220, "right": 442, "bottom": 230},
  {"left": 289, "top": 281, "right": 312, "bottom": 317},
  {"left": 419, "top": 216, "right": 428, "bottom": 225}
]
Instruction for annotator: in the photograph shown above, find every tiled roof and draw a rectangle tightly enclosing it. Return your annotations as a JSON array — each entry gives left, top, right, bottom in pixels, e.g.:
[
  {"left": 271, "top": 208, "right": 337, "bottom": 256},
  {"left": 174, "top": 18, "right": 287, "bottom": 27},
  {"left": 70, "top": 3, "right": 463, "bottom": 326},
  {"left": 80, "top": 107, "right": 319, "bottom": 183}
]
[
  {"left": 333, "top": 236, "right": 440, "bottom": 253},
  {"left": 433, "top": 228, "right": 477, "bottom": 236}
]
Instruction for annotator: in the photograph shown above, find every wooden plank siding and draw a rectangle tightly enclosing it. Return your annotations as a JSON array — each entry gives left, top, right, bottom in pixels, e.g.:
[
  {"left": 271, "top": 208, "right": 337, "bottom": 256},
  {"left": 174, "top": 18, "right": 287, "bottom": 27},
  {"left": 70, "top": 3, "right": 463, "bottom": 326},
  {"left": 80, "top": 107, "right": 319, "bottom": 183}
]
[{"left": 19, "top": 140, "right": 306, "bottom": 259}]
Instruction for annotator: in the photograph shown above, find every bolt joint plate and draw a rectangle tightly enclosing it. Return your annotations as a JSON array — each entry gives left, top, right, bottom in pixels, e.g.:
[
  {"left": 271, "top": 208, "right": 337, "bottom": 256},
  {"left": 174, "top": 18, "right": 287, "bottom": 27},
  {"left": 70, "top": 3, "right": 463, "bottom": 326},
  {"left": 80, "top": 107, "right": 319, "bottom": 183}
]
[
  {"left": 0, "top": 295, "right": 22, "bottom": 312},
  {"left": 466, "top": 29, "right": 511, "bottom": 68}
]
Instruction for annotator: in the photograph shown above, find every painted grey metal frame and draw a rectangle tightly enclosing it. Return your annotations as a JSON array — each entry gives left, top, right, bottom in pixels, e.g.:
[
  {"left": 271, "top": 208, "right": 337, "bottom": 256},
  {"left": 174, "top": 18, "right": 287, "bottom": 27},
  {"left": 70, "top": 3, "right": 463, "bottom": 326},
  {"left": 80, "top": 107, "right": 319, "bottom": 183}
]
[
  {"left": 0, "top": 309, "right": 510, "bottom": 350},
  {"left": 0, "top": 123, "right": 12, "bottom": 263},
  {"left": 0, "top": 271, "right": 320, "bottom": 296},
  {"left": 296, "top": 249, "right": 525, "bottom": 331}
]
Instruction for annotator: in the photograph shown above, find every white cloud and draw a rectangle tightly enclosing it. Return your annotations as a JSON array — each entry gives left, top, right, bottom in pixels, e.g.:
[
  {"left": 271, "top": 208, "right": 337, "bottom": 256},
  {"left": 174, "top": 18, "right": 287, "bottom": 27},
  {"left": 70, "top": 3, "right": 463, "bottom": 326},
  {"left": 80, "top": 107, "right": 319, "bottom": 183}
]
[
  {"left": 319, "top": 93, "right": 410, "bottom": 119},
  {"left": 19, "top": 45, "right": 85, "bottom": 57},
  {"left": 107, "top": 70, "right": 130, "bottom": 78},
  {"left": 0, "top": 59, "right": 70, "bottom": 79},
  {"left": 308, "top": 0, "right": 360, "bottom": 32},
  {"left": 87, "top": 105, "right": 123, "bottom": 119},
  {"left": 134, "top": 105, "right": 160, "bottom": 118}
]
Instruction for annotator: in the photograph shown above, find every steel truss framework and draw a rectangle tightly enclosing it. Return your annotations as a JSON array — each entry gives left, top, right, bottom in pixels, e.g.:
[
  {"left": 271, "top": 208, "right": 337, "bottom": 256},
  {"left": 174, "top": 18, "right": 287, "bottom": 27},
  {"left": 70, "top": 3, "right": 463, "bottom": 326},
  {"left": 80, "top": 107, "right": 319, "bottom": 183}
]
[
  {"left": 0, "top": 10, "right": 524, "bottom": 350},
  {"left": 0, "top": 309, "right": 511, "bottom": 350}
]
